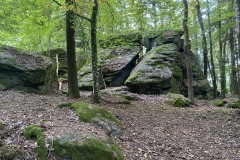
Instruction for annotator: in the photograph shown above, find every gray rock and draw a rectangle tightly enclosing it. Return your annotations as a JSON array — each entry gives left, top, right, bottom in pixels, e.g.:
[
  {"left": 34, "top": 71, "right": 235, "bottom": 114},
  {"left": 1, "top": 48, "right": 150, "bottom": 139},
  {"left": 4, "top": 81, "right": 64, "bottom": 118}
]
[
  {"left": 125, "top": 43, "right": 182, "bottom": 94},
  {"left": 0, "top": 45, "right": 56, "bottom": 94}
]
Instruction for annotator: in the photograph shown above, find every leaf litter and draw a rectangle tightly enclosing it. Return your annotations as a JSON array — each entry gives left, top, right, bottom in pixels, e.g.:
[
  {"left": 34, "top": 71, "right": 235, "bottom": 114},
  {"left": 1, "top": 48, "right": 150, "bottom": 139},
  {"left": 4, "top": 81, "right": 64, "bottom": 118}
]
[{"left": 0, "top": 86, "right": 239, "bottom": 159}]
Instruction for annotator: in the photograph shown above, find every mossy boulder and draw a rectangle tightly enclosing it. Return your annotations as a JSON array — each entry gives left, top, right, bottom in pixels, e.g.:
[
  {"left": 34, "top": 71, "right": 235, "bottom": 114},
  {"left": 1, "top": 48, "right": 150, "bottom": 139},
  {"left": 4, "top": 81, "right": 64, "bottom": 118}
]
[
  {"left": 58, "top": 102, "right": 122, "bottom": 135},
  {"left": 24, "top": 125, "right": 47, "bottom": 160},
  {"left": 166, "top": 93, "right": 192, "bottom": 107},
  {"left": 78, "top": 46, "right": 141, "bottom": 90},
  {"left": 0, "top": 45, "right": 56, "bottom": 94},
  {"left": 125, "top": 43, "right": 182, "bottom": 94},
  {"left": 53, "top": 134, "right": 123, "bottom": 160}
]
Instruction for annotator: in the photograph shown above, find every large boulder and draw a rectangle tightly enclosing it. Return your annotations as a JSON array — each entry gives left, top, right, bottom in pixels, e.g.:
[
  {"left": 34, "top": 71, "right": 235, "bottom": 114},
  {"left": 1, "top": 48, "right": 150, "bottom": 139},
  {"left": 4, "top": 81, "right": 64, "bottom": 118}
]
[
  {"left": 78, "top": 46, "right": 141, "bottom": 90},
  {"left": 125, "top": 43, "right": 182, "bottom": 94},
  {"left": 0, "top": 45, "right": 56, "bottom": 94}
]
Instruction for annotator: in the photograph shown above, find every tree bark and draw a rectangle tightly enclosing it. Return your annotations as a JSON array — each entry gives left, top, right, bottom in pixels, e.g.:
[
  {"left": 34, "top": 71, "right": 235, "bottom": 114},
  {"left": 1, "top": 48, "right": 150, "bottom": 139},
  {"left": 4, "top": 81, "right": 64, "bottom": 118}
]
[
  {"left": 91, "top": 0, "right": 99, "bottom": 103},
  {"left": 218, "top": 0, "right": 225, "bottom": 98},
  {"left": 194, "top": 0, "right": 208, "bottom": 76},
  {"left": 183, "top": 0, "right": 195, "bottom": 103},
  {"left": 206, "top": 0, "right": 217, "bottom": 98},
  {"left": 66, "top": 0, "right": 80, "bottom": 98},
  {"left": 229, "top": 28, "right": 239, "bottom": 94},
  {"left": 234, "top": 0, "right": 240, "bottom": 101}
]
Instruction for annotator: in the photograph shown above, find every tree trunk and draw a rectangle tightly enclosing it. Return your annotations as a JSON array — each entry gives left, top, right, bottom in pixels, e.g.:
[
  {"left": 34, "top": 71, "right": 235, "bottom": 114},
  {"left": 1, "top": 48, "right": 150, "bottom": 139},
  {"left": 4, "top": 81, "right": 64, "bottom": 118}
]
[
  {"left": 183, "top": 0, "right": 195, "bottom": 103},
  {"left": 206, "top": 0, "right": 217, "bottom": 98},
  {"left": 234, "top": 0, "right": 240, "bottom": 101},
  {"left": 91, "top": 0, "right": 99, "bottom": 103},
  {"left": 218, "top": 0, "right": 226, "bottom": 98},
  {"left": 66, "top": 0, "right": 80, "bottom": 98},
  {"left": 195, "top": 0, "right": 208, "bottom": 76},
  {"left": 229, "top": 28, "right": 239, "bottom": 94}
]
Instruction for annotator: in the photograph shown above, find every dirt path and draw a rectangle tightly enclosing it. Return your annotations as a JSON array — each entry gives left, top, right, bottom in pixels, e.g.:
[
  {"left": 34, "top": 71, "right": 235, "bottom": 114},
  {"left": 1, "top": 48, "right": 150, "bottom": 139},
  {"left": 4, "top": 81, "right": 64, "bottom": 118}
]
[{"left": 0, "top": 89, "right": 239, "bottom": 159}]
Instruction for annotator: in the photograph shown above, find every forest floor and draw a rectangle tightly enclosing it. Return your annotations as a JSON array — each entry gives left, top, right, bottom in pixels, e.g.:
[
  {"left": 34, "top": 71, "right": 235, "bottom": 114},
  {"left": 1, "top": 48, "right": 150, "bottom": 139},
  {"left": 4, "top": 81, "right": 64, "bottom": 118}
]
[{"left": 0, "top": 85, "right": 240, "bottom": 160}]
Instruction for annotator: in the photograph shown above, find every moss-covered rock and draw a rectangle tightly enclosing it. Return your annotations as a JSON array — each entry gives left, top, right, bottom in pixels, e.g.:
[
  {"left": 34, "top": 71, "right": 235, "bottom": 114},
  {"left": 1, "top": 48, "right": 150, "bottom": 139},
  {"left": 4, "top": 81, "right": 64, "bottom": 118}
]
[
  {"left": 99, "top": 31, "right": 142, "bottom": 48},
  {"left": 213, "top": 99, "right": 226, "bottom": 107},
  {"left": 166, "top": 93, "right": 192, "bottom": 107},
  {"left": 125, "top": 43, "right": 182, "bottom": 94},
  {"left": 58, "top": 102, "right": 122, "bottom": 135},
  {"left": 78, "top": 46, "right": 141, "bottom": 90},
  {"left": 24, "top": 125, "right": 47, "bottom": 160},
  {"left": 53, "top": 135, "right": 123, "bottom": 160},
  {"left": 0, "top": 45, "right": 56, "bottom": 94},
  {"left": 227, "top": 101, "right": 240, "bottom": 109}
]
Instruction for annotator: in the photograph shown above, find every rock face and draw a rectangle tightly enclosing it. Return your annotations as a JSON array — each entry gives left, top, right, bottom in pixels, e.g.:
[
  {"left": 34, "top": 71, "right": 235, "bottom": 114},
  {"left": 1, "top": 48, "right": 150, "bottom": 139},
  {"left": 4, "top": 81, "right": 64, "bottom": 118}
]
[
  {"left": 78, "top": 30, "right": 211, "bottom": 98},
  {"left": 0, "top": 45, "right": 56, "bottom": 94},
  {"left": 125, "top": 43, "right": 182, "bottom": 94},
  {"left": 78, "top": 46, "right": 141, "bottom": 90}
]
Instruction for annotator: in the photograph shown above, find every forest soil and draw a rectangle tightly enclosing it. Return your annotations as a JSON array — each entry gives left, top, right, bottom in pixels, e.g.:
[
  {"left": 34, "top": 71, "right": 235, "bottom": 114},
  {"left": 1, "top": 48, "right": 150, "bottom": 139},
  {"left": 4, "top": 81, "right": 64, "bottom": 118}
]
[{"left": 0, "top": 84, "right": 239, "bottom": 160}]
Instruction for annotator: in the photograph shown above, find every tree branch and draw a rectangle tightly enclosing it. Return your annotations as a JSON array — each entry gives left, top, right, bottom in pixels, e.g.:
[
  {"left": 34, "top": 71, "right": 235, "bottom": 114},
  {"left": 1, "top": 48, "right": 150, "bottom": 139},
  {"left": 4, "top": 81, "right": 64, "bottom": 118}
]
[{"left": 52, "top": 0, "right": 92, "bottom": 22}]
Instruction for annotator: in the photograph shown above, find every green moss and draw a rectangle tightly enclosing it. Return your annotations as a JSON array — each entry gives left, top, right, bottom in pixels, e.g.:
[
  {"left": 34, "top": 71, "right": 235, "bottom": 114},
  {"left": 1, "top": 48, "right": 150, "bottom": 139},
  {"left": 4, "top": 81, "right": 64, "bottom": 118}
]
[
  {"left": 58, "top": 102, "right": 121, "bottom": 124},
  {"left": 167, "top": 93, "right": 192, "bottom": 107},
  {"left": 53, "top": 137, "right": 123, "bottom": 160},
  {"left": 170, "top": 78, "right": 180, "bottom": 94},
  {"left": 227, "top": 101, "right": 240, "bottom": 109},
  {"left": 24, "top": 125, "right": 47, "bottom": 160},
  {"left": 213, "top": 99, "right": 225, "bottom": 107}
]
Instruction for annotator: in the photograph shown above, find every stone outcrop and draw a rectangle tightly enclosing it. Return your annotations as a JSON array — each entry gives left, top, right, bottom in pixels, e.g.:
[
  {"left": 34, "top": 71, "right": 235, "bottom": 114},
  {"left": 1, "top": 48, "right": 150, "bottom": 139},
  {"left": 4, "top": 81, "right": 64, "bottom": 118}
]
[
  {"left": 78, "top": 30, "right": 211, "bottom": 98},
  {"left": 0, "top": 45, "right": 56, "bottom": 94},
  {"left": 125, "top": 43, "right": 182, "bottom": 94},
  {"left": 78, "top": 46, "right": 141, "bottom": 90}
]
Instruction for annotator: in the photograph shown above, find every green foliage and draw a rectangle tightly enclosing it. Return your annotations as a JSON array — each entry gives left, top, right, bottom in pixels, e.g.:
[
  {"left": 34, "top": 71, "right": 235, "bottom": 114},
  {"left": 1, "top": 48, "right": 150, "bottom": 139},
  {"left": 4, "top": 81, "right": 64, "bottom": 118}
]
[
  {"left": 213, "top": 99, "right": 226, "bottom": 106},
  {"left": 24, "top": 125, "right": 47, "bottom": 160},
  {"left": 227, "top": 101, "right": 240, "bottom": 109}
]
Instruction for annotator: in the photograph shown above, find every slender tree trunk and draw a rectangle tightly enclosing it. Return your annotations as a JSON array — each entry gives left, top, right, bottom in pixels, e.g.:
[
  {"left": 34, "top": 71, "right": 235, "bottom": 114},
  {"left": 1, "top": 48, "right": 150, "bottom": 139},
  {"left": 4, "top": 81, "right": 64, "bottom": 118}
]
[
  {"left": 66, "top": 0, "right": 80, "bottom": 98},
  {"left": 229, "top": 28, "right": 239, "bottom": 94},
  {"left": 183, "top": 0, "right": 195, "bottom": 103},
  {"left": 234, "top": 0, "right": 240, "bottom": 101},
  {"left": 91, "top": 0, "right": 99, "bottom": 103},
  {"left": 206, "top": 0, "right": 217, "bottom": 98},
  {"left": 195, "top": 0, "right": 208, "bottom": 76},
  {"left": 222, "top": 37, "right": 227, "bottom": 95},
  {"left": 218, "top": 0, "right": 226, "bottom": 98}
]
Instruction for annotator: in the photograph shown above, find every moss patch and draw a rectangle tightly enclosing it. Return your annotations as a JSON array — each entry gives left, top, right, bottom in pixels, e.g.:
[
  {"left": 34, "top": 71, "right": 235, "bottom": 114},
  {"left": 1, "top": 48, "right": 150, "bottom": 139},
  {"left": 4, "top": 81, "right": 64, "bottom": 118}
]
[
  {"left": 58, "top": 102, "right": 122, "bottom": 135},
  {"left": 53, "top": 137, "right": 123, "bottom": 160},
  {"left": 227, "top": 101, "right": 240, "bottom": 109},
  {"left": 24, "top": 125, "right": 47, "bottom": 160},
  {"left": 213, "top": 99, "right": 226, "bottom": 107},
  {"left": 59, "top": 102, "right": 119, "bottom": 123},
  {"left": 167, "top": 93, "right": 192, "bottom": 107}
]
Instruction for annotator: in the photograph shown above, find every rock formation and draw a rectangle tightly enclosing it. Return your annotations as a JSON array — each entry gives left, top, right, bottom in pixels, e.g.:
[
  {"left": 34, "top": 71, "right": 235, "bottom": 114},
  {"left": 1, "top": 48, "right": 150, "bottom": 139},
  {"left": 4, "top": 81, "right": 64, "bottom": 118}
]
[{"left": 0, "top": 45, "right": 56, "bottom": 94}]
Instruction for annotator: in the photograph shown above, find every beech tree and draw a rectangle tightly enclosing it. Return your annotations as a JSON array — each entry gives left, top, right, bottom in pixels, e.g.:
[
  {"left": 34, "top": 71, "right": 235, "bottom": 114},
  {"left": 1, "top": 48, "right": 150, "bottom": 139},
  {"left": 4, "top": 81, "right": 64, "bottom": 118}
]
[{"left": 65, "top": 0, "right": 80, "bottom": 98}]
